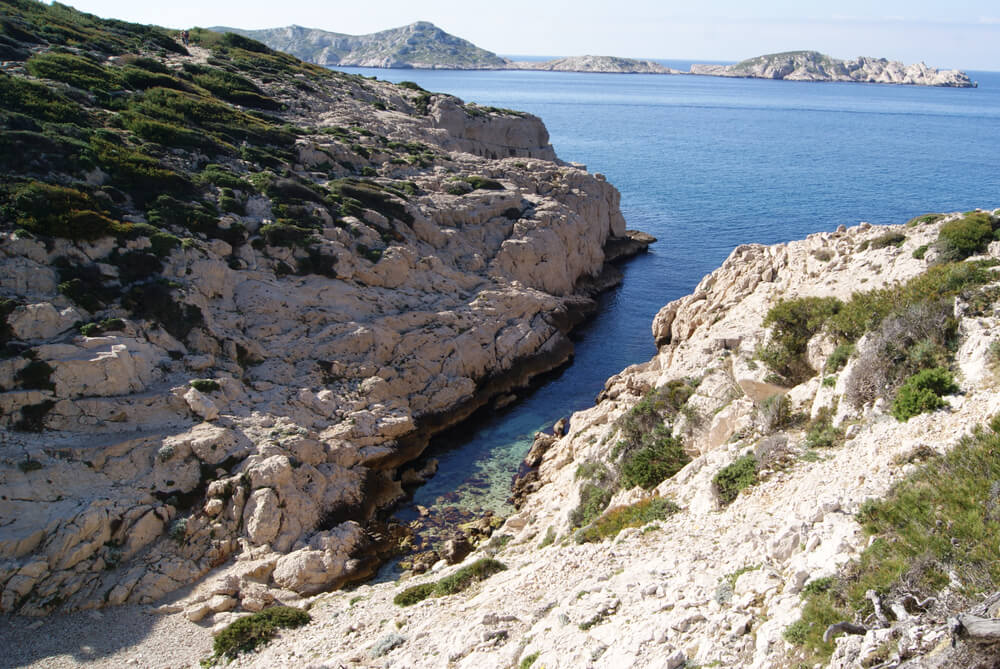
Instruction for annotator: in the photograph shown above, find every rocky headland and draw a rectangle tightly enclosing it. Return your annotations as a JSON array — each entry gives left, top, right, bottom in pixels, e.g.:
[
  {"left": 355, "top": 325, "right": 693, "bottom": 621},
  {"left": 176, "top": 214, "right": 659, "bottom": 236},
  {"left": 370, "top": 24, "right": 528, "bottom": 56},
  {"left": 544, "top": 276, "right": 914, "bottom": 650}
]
[
  {"left": 507, "top": 56, "right": 681, "bottom": 75},
  {"left": 690, "top": 50, "right": 977, "bottom": 87},
  {"left": 0, "top": 2, "right": 650, "bottom": 626}
]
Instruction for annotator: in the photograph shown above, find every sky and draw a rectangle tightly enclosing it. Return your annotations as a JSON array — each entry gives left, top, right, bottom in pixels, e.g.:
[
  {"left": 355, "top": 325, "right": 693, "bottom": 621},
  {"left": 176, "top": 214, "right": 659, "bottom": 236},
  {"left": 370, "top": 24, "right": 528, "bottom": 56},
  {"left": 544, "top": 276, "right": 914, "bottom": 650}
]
[{"left": 59, "top": 0, "right": 1000, "bottom": 70}]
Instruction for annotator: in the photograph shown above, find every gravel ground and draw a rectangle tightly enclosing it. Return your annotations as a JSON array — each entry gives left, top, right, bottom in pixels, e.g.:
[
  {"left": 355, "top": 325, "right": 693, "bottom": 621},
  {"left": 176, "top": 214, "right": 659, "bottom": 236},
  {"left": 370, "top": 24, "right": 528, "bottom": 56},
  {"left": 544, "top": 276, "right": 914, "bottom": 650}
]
[{"left": 0, "top": 606, "right": 211, "bottom": 669}]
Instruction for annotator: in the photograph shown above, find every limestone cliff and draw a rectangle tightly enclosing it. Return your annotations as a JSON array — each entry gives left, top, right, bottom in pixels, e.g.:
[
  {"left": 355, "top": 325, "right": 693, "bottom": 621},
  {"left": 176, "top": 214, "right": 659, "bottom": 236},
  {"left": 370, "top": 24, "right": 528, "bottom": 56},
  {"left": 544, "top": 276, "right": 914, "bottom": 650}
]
[
  {"left": 691, "top": 50, "right": 977, "bottom": 87},
  {"left": 0, "top": 4, "right": 646, "bottom": 619},
  {"left": 226, "top": 210, "right": 1000, "bottom": 669}
]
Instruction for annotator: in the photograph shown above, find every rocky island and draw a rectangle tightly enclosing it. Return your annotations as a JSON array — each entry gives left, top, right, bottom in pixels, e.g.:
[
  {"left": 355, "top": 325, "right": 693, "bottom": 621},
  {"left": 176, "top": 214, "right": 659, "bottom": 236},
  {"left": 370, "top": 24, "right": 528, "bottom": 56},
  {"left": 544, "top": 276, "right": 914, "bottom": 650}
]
[{"left": 690, "top": 50, "right": 977, "bottom": 87}]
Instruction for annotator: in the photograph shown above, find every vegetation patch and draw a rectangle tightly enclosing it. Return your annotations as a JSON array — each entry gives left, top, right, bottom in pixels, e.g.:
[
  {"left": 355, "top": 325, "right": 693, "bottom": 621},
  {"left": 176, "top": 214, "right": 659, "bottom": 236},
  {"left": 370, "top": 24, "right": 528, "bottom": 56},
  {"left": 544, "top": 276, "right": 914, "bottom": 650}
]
[
  {"left": 785, "top": 418, "right": 1000, "bottom": 663},
  {"left": 759, "top": 297, "right": 841, "bottom": 384},
  {"left": 869, "top": 231, "right": 906, "bottom": 249},
  {"left": 905, "top": 213, "right": 943, "bottom": 227},
  {"left": 4, "top": 181, "right": 121, "bottom": 241},
  {"left": 189, "top": 379, "right": 220, "bottom": 393},
  {"left": 393, "top": 558, "right": 507, "bottom": 606},
  {"left": 575, "top": 496, "right": 679, "bottom": 543},
  {"left": 206, "top": 606, "right": 310, "bottom": 664},
  {"left": 935, "top": 211, "right": 997, "bottom": 262},
  {"left": 713, "top": 454, "right": 759, "bottom": 506},
  {"left": 890, "top": 366, "right": 958, "bottom": 421}
]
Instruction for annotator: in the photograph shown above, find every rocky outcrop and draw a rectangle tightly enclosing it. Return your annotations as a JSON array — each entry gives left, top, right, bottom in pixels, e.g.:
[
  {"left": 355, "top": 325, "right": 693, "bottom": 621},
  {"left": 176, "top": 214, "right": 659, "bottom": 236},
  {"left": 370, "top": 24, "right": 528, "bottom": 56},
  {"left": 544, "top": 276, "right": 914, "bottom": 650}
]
[
  {"left": 0, "top": 6, "right": 650, "bottom": 619},
  {"left": 691, "top": 50, "right": 977, "bottom": 87},
  {"left": 213, "top": 22, "right": 511, "bottom": 69}
]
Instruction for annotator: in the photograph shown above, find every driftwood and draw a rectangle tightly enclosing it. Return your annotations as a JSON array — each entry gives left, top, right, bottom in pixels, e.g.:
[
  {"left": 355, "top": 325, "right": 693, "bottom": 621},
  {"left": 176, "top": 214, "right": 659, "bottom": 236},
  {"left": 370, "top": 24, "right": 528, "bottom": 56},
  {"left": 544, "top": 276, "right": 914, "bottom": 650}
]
[
  {"left": 823, "top": 621, "right": 867, "bottom": 643},
  {"left": 950, "top": 613, "right": 1000, "bottom": 645}
]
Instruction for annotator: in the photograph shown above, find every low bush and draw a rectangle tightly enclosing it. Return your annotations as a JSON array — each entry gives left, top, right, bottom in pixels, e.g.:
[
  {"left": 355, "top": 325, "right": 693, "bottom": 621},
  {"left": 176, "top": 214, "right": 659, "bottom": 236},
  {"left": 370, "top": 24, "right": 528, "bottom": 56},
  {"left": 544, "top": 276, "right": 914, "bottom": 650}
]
[
  {"left": 890, "top": 367, "right": 958, "bottom": 421},
  {"left": 803, "top": 412, "right": 843, "bottom": 449},
  {"left": 208, "top": 606, "right": 310, "bottom": 663},
  {"left": 393, "top": 559, "right": 507, "bottom": 607},
  {"left": 25, "top": 51, "right": 117, "bottom": 94},
  {"left": 869, "top": 231, "right": 906, "bottom": 249},
  {"left": 260, "top": 222, "right": 316, "bottom": 248},
  {"left": 713, "top": 454, "right": 758, "bottom": 506},
  {"left": 189, "top": 379, "right": 220, "bottom": 393},
  {"left": 464, "top": 175, "right": 504, "bottom": 191},
  {"left": 759, "top": 297, "right": 841, "bottom": 384},
  {"left": 569, "top": 482, "right": 613, "bottom": 528},
  {"left": 905, "top": 213, "right": 943, "bottom": 227},
  {"left": 936, "top": 211, "right": 996, "bottom": 261},
  {"left": 575, "top": 496, "right": 679, "bottom": 543},
  {"left": 912, "top": 244, "right": 929, "bottom": 260},
  {"left": 824, "top": 343, "right": 854, "bottom": 373},
  {"left": 619, "top": 426, "right": 688, "bottom": 490}
]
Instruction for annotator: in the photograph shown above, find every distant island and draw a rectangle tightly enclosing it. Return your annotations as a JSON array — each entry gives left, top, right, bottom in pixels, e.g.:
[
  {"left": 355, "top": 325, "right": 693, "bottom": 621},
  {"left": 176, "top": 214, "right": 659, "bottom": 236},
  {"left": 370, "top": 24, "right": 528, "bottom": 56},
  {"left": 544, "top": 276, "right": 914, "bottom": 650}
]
[
  {"left": 690, "top": 50, "right": 976, "bottom": 88},
  {"left": 213, "top": 22, "right": 976, "bottom": 87}
]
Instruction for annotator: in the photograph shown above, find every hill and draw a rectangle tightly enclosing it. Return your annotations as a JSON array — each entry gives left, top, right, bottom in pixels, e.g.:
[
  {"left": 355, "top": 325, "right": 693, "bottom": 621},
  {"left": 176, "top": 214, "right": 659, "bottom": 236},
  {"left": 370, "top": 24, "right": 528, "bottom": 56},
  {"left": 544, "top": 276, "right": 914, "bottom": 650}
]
[{"left": 211, "top": 21, "right": 510, "bottom": 69}]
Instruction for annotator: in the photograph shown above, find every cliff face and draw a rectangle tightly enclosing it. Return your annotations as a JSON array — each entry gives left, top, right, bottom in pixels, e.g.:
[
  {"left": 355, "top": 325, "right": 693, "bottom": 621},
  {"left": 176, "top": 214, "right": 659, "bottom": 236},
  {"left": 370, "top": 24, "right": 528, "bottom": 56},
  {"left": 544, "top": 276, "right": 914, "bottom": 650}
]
[
  {"left": 691, "top": 50, "right": 977, "bottom": 87},
  {"left": 0, "top": 4, "right": 640, "bottom": 618},
  {"left": 213, "top": 22, "right": 511, "bottom": 69},
  {"left": 225, "top": 211, "right": 1000, "bottom": 669}
]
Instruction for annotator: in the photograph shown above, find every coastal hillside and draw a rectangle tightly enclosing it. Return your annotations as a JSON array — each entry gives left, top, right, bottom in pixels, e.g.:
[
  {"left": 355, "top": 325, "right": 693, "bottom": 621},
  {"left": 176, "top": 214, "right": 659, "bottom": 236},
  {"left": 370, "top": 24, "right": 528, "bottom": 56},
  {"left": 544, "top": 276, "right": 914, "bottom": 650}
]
[
  {"left": 509, "top": 55, "right": 681, "bottom": 74},
  {"left": 203, "top": 210, "right": 1000, "bottom": 669},
  {"left": 691, "top": 50, "right": 977, "bottom": 87},
  {"left": 0, "top": 0, "right": 646, "bottom": 624},
  {"left": 211, "top": 22, "right": 510, "bottom": 69}
]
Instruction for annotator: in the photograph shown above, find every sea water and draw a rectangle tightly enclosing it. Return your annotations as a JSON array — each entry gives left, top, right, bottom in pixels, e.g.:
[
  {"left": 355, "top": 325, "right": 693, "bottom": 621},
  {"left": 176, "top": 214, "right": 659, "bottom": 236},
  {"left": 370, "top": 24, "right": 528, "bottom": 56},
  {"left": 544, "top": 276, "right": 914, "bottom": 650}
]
[{"left": 334, "top": 66, "right": 1000, "bottom": 516}]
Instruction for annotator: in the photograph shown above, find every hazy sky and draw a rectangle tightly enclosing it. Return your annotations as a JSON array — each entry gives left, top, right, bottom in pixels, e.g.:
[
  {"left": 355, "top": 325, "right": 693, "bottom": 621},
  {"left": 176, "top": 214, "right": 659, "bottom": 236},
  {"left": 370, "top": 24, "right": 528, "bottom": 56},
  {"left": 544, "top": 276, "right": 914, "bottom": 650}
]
[{"left": 61, "top": 0, "right": 1000, "bottom": 70}]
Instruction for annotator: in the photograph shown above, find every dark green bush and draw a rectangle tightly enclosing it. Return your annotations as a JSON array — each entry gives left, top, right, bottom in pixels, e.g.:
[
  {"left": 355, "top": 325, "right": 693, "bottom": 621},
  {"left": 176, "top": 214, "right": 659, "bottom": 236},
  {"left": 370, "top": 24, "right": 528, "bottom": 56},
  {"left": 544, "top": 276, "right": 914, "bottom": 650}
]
[
  {"left": 891, "top": 367, "right": 958, "bottom": 421},
  {"left": 905, "top": 213, "right": 943, "bottom": 227},
  {"left": 620, "top": 427, "right": 688, "bottom": 490},
  {"left": 118, "top": 66, "right": 189, "bottom": 92},
  {"left": 25, "top": 51, "right": 117, "bottom": 93},
  {"left": 936, "top": 212, "right": 995, "bottom": 261},
  {"left": 869, "top": 231, "right": 906, "bottom": 249},
  {"left": 569, "top": 482, "right": 613, "bottom": 528},
  {"left": 713, "top": 454, "right": 758, "bottom": 506},
  {"left": 209, "top": 606, "right": 310, "bottom": 662},
  {"left": 393, "top": 559, "right": 508, "bottom": 607},
  {"left": 0, "top": 73, "right": 90, "bottom": 124},
  {"left": 759, "top": 297, "right": 842, "bottom": 383},
  {"left": 575, "top": 496, "right": 679, "bottom": 543},
  {"left": 912, "top": 244, "right": 929, "bottom": 260},
  {"left": 5, "top": 181, "right": 121, "bottom": 240},
  {"left": 260, "top": 222, "right": 316, "bottom": 248},
  {"left": 393, "top": 583, "right": 435, "bottom": 607},
  {"left": 824, "top": 343, "right": 854, "bottom": 373},
  {"left": 189, "top": 379, "right": 220, "bottom": 392},
  {"left": 803, "top": 412, "right": 843, "bottom": 449},
  {"left": 464, "top": 175, "right": 504, "bottom": 191}
]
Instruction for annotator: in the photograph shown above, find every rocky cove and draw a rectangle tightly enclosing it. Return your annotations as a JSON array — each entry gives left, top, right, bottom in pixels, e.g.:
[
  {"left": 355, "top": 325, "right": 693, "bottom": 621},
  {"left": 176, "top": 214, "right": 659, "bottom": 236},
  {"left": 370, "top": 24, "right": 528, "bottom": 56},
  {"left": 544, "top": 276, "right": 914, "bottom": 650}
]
[{"left": 3, "top": 5, "right": 1000, "bottom": 669}]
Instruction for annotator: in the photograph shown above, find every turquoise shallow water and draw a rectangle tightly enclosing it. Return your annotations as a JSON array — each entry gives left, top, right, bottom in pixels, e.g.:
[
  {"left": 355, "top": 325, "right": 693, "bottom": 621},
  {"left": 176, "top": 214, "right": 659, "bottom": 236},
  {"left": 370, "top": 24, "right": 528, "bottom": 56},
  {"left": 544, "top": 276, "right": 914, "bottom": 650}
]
[{"left": 334, "top": 66, "right": 1000, "bottom": 518}]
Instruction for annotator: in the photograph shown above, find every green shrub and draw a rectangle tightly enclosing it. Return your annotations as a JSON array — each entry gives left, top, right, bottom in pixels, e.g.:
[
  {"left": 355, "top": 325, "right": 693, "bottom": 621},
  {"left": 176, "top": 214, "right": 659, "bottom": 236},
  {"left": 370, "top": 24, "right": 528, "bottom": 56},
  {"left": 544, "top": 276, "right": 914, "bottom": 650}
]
[
  {"left": 713, "top": 454, "right": 758, "bottom": 506},
  {"left": 575, "top": 497, "right": 679, "bottom": 543},
  {"left": 260, "top": 222, "right": 316, "bottom": 248},
  {"left": 936, "top": 212, "right": 995, "bottom": 261},
  {"left": 869, "top": 231, "right": 906, "bottom": 249},
  {"left": 759, "top": 297, "right": 842, "bottom": 383},
  {"left": 803, "top": 413, "right": 843, "bottom": 449},
  {"left": 891, "top": 367, "right": 958, "bottom": 421},
  {"left": 189, "top": 379, "right": 220, "bottom": 393},
  {"left": 0, "top": 73, "right": 90, "bottom": 124},
  {"left": 397, "top": 81, "right": 425, "bottom": 91},
  {"left": 905, "top": 213, "right": 943, "bottom": 227},
  {"left": 825, "top": 343, "right": 854, "bottom": 373},
  {"left": 464, "top": 175, "right": 504, "bottom": 191},
  {"left": 519, "top": 651, "right": 540, "bottom": 669},
  {"left": 569, "top": 483, "right": 613, "bottom": 528},
  {"left": 393, "top": 583, "right": 435, "bottom": 607},
  {"left": 393, "top": 559, "right": 507, "bottom": 607},
  {"left": 25, "top": 52, "right": 117, "bottom": 93},
  {"left": 912, "top": 244, "right": 929, "bottom": 259},
  {"left": 79, "top": 318, "right": 126, "bottom": 337},
  {"left": 208, "top": 606, "right": 310, "bottom": 663},
  {"left": 5, "top": 181, "right": 120, "bottom": 240},
  {"left": 619, "top": 427, "right": 688, "bottom": 490}
]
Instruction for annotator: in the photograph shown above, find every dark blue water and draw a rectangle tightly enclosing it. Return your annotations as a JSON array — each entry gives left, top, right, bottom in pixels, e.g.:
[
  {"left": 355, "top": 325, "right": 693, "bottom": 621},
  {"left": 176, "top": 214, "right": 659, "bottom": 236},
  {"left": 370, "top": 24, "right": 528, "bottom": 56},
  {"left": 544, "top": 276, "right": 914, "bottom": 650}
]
[{"left": 337, "top": 67, "right": 1000, "bottom": 515}]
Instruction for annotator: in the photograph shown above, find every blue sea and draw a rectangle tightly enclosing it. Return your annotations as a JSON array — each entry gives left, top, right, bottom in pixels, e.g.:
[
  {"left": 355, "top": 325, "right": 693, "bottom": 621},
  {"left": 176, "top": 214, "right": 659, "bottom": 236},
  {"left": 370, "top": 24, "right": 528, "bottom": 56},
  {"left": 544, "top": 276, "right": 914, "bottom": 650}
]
[{"left": 335, "top": 66, "right": 1000, "bottom": 517}]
